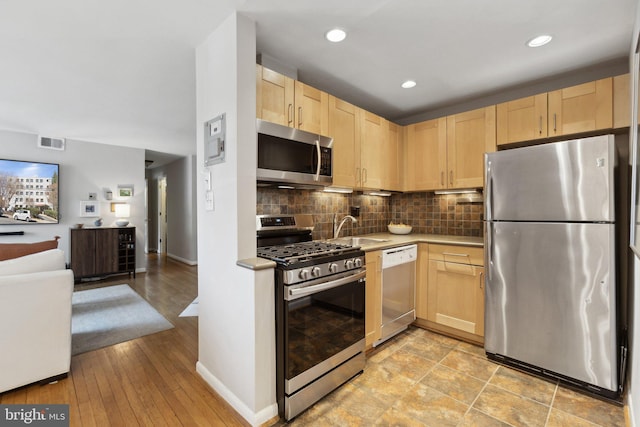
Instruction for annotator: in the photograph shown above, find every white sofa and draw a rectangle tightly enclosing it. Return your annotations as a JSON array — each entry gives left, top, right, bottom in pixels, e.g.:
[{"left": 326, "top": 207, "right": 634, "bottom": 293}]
[{"left": 0, "top": 249, "right": 74, "bottom": 393}]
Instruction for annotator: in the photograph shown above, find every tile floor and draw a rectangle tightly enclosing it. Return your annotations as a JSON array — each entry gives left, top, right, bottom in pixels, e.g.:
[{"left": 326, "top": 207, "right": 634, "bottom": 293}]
[{"left": 287, "top": 326, "right": 625, "bottom": 427}]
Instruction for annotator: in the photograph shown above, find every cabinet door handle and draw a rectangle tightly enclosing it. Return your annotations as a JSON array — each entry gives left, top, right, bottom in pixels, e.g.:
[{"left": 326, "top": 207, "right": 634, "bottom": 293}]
[
  {"left": 441, "top": 171, "right": 445, "bottom": 186},
  {"left": 538, "top": 116, "right": 542, "bottom": 134},
  {"left": 442, "top": 252, "right": 470, "bottom": 258},
  {"left": 363, "top": 168, "right": 368, "bottom": 184},
  {"left": 479, "top": 271, "right": 484, "bottom": 289},
  {"left": 298, "top": 107, "right": 303, "bottom": 127},
  {"left": 449, "top": 170, "right": 453, "bottom": 185},
  {"left": 553, "top": 113, "right": 557, "bottom": 132},
  {"left": 287, "top": 104, "right": 293, "bottom": 125}
]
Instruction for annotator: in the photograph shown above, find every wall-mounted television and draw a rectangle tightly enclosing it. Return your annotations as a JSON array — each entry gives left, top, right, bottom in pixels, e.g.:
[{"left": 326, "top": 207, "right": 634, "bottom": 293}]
[{"left": 0, "top": 159, "right": 59, "bottom": 224}]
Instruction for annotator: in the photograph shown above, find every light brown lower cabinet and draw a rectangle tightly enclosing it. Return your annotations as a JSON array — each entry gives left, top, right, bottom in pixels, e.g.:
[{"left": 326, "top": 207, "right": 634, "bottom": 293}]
[
  {"left": 365, "top": 250, "right": 382, "bottom": 349},
  {"left": 415, "top": 244, "right": 485, "bottom": 345},
  {"left": 415, "top": 243, "right": 429, "bottom": 319}
]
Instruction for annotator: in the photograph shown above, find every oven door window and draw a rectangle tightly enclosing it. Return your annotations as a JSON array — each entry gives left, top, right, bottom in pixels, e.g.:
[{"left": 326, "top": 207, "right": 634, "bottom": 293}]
[{"left": 285, "top": 279, "right": 364, "bottom": 380}]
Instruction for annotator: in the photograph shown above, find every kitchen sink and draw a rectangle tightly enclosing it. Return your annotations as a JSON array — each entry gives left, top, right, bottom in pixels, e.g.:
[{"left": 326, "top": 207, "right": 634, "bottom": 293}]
[{"left": 331, "top": 237, "right": 389, "bottom": 246}]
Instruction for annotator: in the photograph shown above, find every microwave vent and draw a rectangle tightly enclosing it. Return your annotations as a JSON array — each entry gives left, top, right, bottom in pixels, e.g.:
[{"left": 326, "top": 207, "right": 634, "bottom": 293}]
[{"left": 38, "top": 136, "right": 66, "bottom": 151}]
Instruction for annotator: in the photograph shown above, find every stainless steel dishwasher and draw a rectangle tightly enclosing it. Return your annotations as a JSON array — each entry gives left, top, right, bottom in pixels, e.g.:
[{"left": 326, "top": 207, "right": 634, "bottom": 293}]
[{"left": 376, "top": 244, "right": 417, "bottom": 346}]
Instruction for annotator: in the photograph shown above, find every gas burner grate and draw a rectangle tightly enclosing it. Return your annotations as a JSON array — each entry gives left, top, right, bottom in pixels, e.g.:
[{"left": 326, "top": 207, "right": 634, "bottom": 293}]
[{"left": 257, "top": 241, "right": 358, "bottom": 264}]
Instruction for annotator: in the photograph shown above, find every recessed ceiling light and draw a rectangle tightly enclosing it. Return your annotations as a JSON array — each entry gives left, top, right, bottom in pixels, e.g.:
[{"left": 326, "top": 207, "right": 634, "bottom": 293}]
[
  {"left": 527, "top": 34, "right": 553, "bottom": 47},
  {"left": 325, "top": 29, "right": 347, "bottom": 43},
  {"left": 401, "top": 80, "right": 417, "bottom": 89}
]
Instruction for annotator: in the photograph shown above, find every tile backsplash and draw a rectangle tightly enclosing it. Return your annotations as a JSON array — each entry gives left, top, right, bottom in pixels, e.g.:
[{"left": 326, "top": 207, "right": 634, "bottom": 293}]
[
  {"left": 257, "top": 188, "right": 484, "bottom": 240},
  {"left": 390, "top": 193, "right": 483, "bottom": 237},
  {"left": 256, "top": 188, "right": 389, "bottom": 240}
]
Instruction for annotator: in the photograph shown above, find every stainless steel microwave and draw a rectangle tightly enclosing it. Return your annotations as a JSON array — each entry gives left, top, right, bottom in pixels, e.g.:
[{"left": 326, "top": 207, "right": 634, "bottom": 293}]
[{"left": 257, "top": 119, "right": 333, "bottom": 188}]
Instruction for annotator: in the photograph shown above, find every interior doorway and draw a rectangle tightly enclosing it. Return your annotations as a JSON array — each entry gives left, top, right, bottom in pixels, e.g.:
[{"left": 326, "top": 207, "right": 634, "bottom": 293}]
[{"left": 158, "top": 177, "right": 167, "bottom": 254}]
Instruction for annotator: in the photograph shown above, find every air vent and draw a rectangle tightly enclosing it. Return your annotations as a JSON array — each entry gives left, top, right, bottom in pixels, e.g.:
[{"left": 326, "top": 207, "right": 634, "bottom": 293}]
[{"left": 38, "top": 136, "right": 65, "bottom": 151}]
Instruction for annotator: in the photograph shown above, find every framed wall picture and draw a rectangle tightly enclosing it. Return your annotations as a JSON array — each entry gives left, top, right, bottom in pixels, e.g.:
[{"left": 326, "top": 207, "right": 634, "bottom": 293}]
[
  {"left": 118, "top": 186, "right": 133, "bottom": 198},
  {"left": 80, "top": 201, "right": 100, "bottom": 217}
]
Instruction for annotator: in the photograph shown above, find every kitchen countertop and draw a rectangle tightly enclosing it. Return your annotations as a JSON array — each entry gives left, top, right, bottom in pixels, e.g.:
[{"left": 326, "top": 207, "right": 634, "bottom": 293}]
[
  {"left": 338, "top": 232, "right": 484, "bottom": 251},
  {"left": 238, "top": 233, "right": 483, "bottom": 270}
]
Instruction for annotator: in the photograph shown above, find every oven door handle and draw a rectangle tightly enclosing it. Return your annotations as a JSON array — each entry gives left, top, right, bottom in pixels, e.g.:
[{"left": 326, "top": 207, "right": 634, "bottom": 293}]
[{"left": 288, "top": 270, "right": 366, "bottom": 300}]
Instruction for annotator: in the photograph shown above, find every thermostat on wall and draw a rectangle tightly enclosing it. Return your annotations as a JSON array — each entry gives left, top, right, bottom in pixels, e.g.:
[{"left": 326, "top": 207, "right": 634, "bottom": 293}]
[{"left": 204, "top": 113, "right": 225, "bottom": 166}]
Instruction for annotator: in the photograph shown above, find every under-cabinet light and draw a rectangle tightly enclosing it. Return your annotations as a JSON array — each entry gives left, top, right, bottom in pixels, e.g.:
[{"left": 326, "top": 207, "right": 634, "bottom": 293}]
[
  {"left": 323, "top": 186, "right": 353, "bottom": 194},
  {"left": 434, "top": 189, "right": 479, "bottom": 195},
  {"left": 365, "top": 191, "right": 392, "bottom": 197}
]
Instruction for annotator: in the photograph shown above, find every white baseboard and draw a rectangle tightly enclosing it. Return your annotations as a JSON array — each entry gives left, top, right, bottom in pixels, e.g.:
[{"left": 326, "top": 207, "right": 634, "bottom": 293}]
[
  {"left": 167, "top": 253, "right": 197, "bottom": 266},
  {"left": 196, "top": 361, "right": 278, "bottom": 427},
  {"left": 135, "top": 267, "right": 147, "bottom": 274}
]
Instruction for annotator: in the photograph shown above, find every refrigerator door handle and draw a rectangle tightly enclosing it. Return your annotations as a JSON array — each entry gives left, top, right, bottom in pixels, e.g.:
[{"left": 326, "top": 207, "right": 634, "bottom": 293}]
[
  {"left": 486, "top": 222, "right": 493, "bottom": 282},
  {"left": 485, "top": 159, "right": 493, "bottom": 221}
]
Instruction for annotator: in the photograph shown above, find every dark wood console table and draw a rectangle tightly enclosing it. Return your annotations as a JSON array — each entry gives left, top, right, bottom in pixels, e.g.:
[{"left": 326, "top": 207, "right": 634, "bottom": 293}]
[{"left": 70, "top": 226, "right": 136, "bottom": 281}]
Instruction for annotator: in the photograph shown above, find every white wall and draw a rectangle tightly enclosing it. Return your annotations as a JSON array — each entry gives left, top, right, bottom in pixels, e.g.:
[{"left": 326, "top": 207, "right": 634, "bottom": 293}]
[
  {"left": 0, "top": 129, "right": 146, "bottom": 271},
  {"left": 146, "top": 155, "right": 198, "bottom": 264},
  {"left": 195, "top": 12, "right": 276, "bottom": 426}
]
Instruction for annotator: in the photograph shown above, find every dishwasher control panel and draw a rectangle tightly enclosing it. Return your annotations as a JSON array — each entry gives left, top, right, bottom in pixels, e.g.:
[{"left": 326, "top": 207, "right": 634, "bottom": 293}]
[{"left": 382, "top": 244, "right": 417, "bottom": 268}]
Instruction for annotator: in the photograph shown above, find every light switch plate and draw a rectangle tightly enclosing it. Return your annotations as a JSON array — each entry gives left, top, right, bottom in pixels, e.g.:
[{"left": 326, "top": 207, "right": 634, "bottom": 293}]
[{"left": 205, "top": 190, "right": 214, "bottom": 211}]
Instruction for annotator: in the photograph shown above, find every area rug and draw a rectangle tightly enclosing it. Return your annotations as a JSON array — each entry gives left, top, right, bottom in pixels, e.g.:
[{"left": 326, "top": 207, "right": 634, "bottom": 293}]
[{"left": 72, "top": 284, "right": 174, "bottom": 355}]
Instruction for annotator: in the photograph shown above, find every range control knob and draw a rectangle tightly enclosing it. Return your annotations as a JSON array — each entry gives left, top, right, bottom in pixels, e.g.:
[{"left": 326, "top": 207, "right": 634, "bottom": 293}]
[
  {"left": 354, "top": 258, "right": 363, "bottom": 268},
  {"left": 329, "top": 263, "right": 338, "bottom": 273},
  {"left": 345, "top": 259, "right": 355, "bottom": 269},
  {"left": 299, "top": 269, "right": 309, "bottom": 280},
  {"left": 311, "top": 266, "right": 321, "bottom": 277}
]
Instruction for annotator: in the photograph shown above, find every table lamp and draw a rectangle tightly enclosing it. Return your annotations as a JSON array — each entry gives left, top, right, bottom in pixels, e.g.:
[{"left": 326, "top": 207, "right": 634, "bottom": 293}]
[{"left": 115, "top": 203, "right": 130, "bottom": 227}]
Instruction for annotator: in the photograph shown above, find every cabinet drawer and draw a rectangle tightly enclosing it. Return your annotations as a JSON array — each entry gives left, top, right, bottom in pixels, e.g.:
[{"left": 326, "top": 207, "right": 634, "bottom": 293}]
[{"left": 428, "top": 244, "right": 484, "bottom": 266}]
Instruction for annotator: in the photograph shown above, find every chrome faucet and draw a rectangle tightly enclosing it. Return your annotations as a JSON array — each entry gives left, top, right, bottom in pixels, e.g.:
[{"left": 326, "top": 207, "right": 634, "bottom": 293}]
[{"left": 333, "top": 214, "right": 357, "bottom": 239}]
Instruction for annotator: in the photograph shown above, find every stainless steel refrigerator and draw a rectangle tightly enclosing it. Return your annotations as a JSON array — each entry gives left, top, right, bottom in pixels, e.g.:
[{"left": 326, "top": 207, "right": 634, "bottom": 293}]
[{"left": 484, "top": 134, "right": 621, "bottom": 399}]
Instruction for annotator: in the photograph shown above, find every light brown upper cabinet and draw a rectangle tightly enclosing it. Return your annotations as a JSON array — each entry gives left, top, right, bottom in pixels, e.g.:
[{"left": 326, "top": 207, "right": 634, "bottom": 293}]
[
  {"left": 330, "top": 97, "right": 400, "bottom": 191},
  {"left": 386, "top": 122, "right": 403, "bottom": 191},
  {"left": 329, "top": 96, "right": 360, "bottom": 188},
  {"left": 294, "top": 81, "right": 329, "bottom": 135},
  {"left": 405, "top": 106, "right": 495, "bottom": 191},
  {"left": 446, "top": 106, "right": 497, "bottom": 189},
  {"left": 360, "top": 110, "right": 388, "bottom": 190},
  {"left": 497, "top": 77, "right": 613, "bottom": 146},
  {"left": 497, "top": 93, "right": 548, "bottom": 146},
  {"left": 405, "top": 117, "right": 447, "bottom": 191},
  {"left": 548, "top": 77, "right": 612, "bottom": 137},
  {"left": 612, "top": 73, "right": 639, "bottom": 129},
  {"left": 256, "top": 65, "right": 294, "bottom": 127},
  {"left": 256, "top": 65, "right": 329, "bottom": 135}
]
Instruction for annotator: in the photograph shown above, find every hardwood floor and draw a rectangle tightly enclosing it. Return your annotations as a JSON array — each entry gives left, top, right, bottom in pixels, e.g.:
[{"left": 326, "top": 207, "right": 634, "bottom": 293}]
[{"left": 0, "top": 254, "right": 250, "bottom": 427}]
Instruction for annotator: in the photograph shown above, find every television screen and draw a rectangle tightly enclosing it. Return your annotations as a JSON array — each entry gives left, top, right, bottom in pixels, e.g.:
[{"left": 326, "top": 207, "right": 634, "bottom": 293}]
[{"left": 0, "top": 159, "right": 59, "bottom": 224}]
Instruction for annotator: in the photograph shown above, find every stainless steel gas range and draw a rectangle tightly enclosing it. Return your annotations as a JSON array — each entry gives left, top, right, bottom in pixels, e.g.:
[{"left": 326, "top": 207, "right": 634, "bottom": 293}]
[{"left": 256, "top": 214, "right": 366, "bottom": 421}]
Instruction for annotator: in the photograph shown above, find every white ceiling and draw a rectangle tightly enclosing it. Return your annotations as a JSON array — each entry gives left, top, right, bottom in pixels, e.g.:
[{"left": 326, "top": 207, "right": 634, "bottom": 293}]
[{"left": 0, "top": 0, "right": 636, "bottom": 159}]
